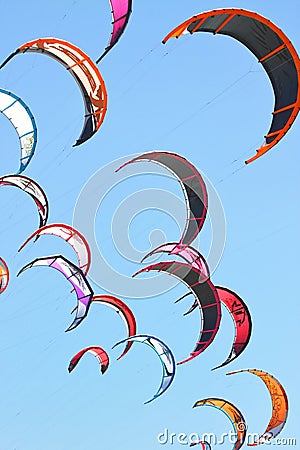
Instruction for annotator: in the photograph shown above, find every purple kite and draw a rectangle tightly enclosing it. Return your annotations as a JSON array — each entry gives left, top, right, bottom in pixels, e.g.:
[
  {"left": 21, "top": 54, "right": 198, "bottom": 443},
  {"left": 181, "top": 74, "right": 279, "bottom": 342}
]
[{"left": 17, "top": 255, "right": 93, "bottom": 331}]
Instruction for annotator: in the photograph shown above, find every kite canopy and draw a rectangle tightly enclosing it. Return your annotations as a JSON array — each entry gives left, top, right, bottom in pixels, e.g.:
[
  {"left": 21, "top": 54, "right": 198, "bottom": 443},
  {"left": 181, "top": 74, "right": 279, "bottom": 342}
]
[
  {"left": 163, "top": 8, "right": 300, "bottom": 164},
  {"left": 0, "top": 257, "right": 9, "bottom": 294},
  {"left": 0, "top": 88, "right": 37, "bottom": 174},
  {"left": 68, "top": 346, "right": 109, "bottom": 374},
  {"left": 182, "top": 286, "right": 252, "bottom": 369},
  {"left": 117, "top": 152, "right": 208, "bottom": 247},
  {"left": 142, "top": 243, "right": 210, "bottom": 281},
  {"left": 113, "top": 334, "right": 175, "bottom": 404},
  {"left": 134, "top": 262, "right": 221, "bottom": 364},
  {"left": 193, "top": 398, "right": 246, "bottom": 450},
  {"left": 212, "top": 287, "right": 252, "bottom": 369},
  {"left": 0, "top": 38, "right": 107, "bottom": 146},
  {"left": 17, "top": 255, "right": 93, "bottom": 332},
  {"left": 0, "top": 174, "right": 48, "bottom": 230},
  {"left": 19, "top": 224, "right": 91, "bottom": 275},
  {"left": 227, "top": 369, "right": 288, "bottom": 445},
  {"left": 91, "top": 295, "right": 137, "bottom": 360},
  {"left": 97, "top": 0, "right": 132, "bottom": 62}
]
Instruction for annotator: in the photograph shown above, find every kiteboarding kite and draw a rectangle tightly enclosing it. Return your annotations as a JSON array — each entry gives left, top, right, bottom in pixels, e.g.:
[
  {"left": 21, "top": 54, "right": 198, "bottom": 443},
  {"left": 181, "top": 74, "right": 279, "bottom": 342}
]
[
  {"left": 17, "top": 255, "right": 93, "bottom": 331},
  {"left": 227, "top": 369, "right": 288, "bottom": 445},
  {"left": 70, "top": 295, "right": 137, "bottom": 359},
  {"left": 134, "top": 262, "right": 221, "bottom": 364},
  {"left": 213, "top": 287, "right": 252, "bottom": 369},
  {"left": 19, "top": 224, "right": 91, "bottom": 274},
  {"left": 193, "top": 398, "right": 246, "bottom": 450},
  {"left": 117, "top": 152, "right": 208, "bottom": 247},
  {"left": 92, "top": 295, "right": 137, "bottom": 359},
  {"left": 68, "top": 346, "right": 109, "bottom": 374},
  {"left": 178, "top": 286, "right": 252, "bottom": 369},
  {"left": 0, "top": 38, "right": 107, "bottom": 146},
  {"left": 113, "top": 334, "right": 175, "bottom": 404},
  {"left": 0, "top": 257, "right": 9, "bottom": 294},
  {"left": 0, "top": 88, "right": 37, "bottom": 174},
  {"left": 97, "top": 0, "right": 132, "bottom": 62},
  {"left": 0, "top": 174, "right": 48, "bottom": 229},
  {"left": 142, "top": 243, "right": 210, "bottom": 281},
  {"left": 163, "top": 8, "right": 300, "bottom": 164}
]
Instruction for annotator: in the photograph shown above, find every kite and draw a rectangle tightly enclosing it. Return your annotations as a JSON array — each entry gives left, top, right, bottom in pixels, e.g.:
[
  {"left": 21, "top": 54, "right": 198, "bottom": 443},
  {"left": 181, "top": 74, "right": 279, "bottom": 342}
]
[
  {"left": 178, "top": 286, "right": 252, "bottom": 369},
  {"left": 113, "top": 334, "right": 176, "bottom": 404},
  {"left": 68, "top": 346, "right": 109, "bottom": 374},
  {"left": 17, "top": 255, "right": 94, "bottom": 331},
  {"left": 18, "top": 224, "right": 91, "bottom": 274},
  {"left": 91, "top": 295, "right": 137, "bottom": 360},
  {"left": 117, "top": 152, "right": 208, "bottom": 247},
  {"left": 193, "top": 398, "right": 246, "bottom": 450},
  {"left": 134, "top": 262, "right": 221, "bottom": 364},
  {"left": 70, "top": 295, "right": 137, "bottom": 359},
  {"left": 212, "top": 287, "right": 252, "bottom": 370},
  {"left": 0, "top": 174, "right": 48, "bottom": 229},
  {"left": 142, "top": 243, "right": 210, "bottom": 281},
  {"left": 0, "top": 88, "right": 37, "bottom": 174},
  {"left": 163, "top": 8, "right": 300, "bottom": 164},
  {"left": 227, "top": 369, "right": 288, "bottom": 445},
  {"left": 97, "top": 0, "right": 132, "bottom": 62},
  {"left": 0, "top": 38, "right": 107, "bottom": 146},
  {"left": 0, "top": 257, "right": 9, "bottom": 294}
]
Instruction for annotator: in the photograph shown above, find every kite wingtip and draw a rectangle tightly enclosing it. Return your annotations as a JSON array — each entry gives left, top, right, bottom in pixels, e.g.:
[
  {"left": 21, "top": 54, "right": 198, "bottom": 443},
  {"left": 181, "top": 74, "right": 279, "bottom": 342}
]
[
  {"left": 245, "top": 147, "right": 265, "bottom": 165},
  {"left": 16, "top": 266, "right": 26, "bottom": 277},
  {"left": 115, "top": 161, "right": 128, "bottom": 173},
  {"left": 111, "top": 341, "right": 120, "bottom": 350},
  {"left": 116, "top": 351, "right": 126, "bottom": 361},
  {"left": 65, "top": 319, "right": 79, "bottom": 332},
  {"left": 177, "top": 358, "right": 189, "bottom": 366},
  {"left": 144, "top": 396, "right": 156, "bottom": 405},
  {"left": 132, "top": 267, "right": 145, "bottom": 278},
  {"left": 140, "top": 254, "right": 148, "bottom": 264}
]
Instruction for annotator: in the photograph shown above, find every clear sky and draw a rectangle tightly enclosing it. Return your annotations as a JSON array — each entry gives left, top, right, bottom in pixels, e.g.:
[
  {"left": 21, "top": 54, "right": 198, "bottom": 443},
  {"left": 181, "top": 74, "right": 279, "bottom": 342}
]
[{"left": 0, "top": 1, "right": 299, "bottom": 449}]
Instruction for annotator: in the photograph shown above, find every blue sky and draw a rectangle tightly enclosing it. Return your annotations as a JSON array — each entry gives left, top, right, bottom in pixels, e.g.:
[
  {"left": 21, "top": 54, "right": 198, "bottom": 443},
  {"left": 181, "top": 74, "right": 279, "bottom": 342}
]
[{"left": 0, "top": 0, "right": 299, "bottom": 449}]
